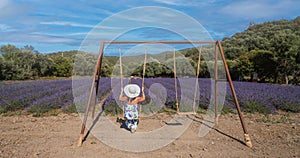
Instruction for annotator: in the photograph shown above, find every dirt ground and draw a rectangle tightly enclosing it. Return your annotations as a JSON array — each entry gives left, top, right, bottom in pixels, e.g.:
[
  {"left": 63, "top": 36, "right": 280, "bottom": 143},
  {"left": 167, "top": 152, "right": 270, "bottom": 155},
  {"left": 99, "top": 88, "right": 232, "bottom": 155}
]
[{"left": 0, "top": 111, "right": 299, "bottom": 158}]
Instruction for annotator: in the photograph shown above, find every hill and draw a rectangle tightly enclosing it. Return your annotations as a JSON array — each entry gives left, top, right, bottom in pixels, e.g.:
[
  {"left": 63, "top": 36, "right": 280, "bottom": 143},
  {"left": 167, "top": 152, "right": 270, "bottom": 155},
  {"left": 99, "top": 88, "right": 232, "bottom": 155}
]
[
  {"left": 219, "top": 17, "right": 300, "bottom": 84},
  {"left": 222, "top": 16, "right": 300, "bottom": 60}
]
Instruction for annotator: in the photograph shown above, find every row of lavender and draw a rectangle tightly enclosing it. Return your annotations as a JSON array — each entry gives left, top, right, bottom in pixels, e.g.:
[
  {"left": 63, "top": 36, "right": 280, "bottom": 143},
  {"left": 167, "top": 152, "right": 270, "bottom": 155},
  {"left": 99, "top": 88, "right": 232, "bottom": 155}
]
[
  {"left": 229, "top": 81, "right": 300, "bottom": 113},
  {"left": 0, "top": 79, "right": 74, "bottom": 112},
  {"left": 0, "top": 78, "right": 299, "bottom": 114},
  {"left": 0, "top": 78, "right": 112, "bottom": 113},
  {"left": 100, "top": 78, "right": 300, "bottom": 113}
]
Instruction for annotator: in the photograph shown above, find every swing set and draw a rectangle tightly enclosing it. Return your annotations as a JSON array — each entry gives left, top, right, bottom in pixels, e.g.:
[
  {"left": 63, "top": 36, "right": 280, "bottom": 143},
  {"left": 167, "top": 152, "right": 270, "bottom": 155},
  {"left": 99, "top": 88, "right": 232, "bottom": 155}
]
[
  {"left": 77, "top": 40, "right": 253, "bottom": 148},
  {"left": 117, "top": 47, "right": 147, "bottom": 122}
]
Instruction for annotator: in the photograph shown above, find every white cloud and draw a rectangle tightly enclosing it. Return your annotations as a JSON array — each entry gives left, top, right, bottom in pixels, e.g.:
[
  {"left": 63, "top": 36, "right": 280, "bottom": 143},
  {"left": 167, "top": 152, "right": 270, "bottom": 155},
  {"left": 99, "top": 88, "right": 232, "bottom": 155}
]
[
  {"left": 68, "top": 32, "right": 89, "bottom": 36},
  {"left": 153, "top": 0, "right": 216, "bottom": 7},
  {"left": 40, "top": 21, "right": 94, "bottom": 28},
  {"left": 0, "top": 24, "right": 17, "bottom": 32},
  {"left": 40, "top": 21, "right": 121, "bottom": 29},
  {"left": 30, "top": 34, "right": 77, "bottom": 43},
  {"left": 0, "top": 24, "right": 10, "bottom": 32},
  {"left": 221, "top": 0, "right": 300, "bottom": 19},
  {"left": 153, "top": 0, "right": 180, "bottom": 6},
  {"left": 0, "top": 32, "right": 79, "bottom": 44}
]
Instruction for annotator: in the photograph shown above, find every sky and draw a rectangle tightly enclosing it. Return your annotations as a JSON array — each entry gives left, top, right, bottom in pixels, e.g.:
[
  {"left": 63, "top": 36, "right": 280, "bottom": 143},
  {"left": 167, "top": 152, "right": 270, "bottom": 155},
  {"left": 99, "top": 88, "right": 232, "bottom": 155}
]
[{"left": 0, "top": 0, "right": 299, "bottom": 53}]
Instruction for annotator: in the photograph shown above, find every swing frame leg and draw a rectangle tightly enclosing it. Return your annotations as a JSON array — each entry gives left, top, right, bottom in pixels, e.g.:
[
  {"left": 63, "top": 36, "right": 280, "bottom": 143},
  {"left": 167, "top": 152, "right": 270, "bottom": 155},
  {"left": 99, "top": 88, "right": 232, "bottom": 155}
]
[
  {"left": 77, "top": 41, "right": 105, "bottom": 147},
  {"left": 217, "top": 40, "right": 253, "bottom": 148}
]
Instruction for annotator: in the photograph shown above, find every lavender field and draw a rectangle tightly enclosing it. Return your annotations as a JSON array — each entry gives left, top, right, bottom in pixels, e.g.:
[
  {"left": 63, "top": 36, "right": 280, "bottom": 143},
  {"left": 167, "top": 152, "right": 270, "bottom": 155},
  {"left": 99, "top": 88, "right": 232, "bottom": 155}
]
[{"left": 0, "top": 78, "right": 299, "bottom": 115}]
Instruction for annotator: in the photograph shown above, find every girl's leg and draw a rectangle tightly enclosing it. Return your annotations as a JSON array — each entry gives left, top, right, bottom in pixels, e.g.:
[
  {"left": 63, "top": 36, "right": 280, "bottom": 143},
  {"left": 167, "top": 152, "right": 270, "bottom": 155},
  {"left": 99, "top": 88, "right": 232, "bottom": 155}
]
[{"left": 125, "top": 120, "right": 131, "bottom": 129}]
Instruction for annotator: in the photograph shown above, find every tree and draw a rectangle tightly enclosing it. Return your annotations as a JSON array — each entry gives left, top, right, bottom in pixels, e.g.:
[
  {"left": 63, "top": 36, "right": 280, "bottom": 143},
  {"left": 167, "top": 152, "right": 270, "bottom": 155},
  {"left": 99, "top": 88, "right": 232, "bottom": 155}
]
[
  {"left": 0, "top": 45, "right": 20, "bottom": 61},
  {"left": 231, "top": 52, "right": 254, "bottom": 81},
  {"left": 0, "top": 45, "right": 35, "bottom": 80},
  {"left": 52, "top": 56, "right": 72, "bottom": 77},
  {"left": 32, "top": 53, "right": 55, "bottom": 77},
  {"left": 250, "top": 50, "right": 277, "bottom": 82},
  {"left": 270, "top": 29, "right": 299, "bottom": 84},
  {"left": 221, "top": 16, "right": 300, "bottom": 84}
]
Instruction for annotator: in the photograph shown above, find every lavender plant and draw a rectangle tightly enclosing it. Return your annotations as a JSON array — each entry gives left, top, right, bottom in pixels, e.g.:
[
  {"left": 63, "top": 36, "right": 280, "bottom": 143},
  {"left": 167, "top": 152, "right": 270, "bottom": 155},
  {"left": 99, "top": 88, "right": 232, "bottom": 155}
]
[{"left": 0, "top": 78, "right": 299, "bottom": 115}]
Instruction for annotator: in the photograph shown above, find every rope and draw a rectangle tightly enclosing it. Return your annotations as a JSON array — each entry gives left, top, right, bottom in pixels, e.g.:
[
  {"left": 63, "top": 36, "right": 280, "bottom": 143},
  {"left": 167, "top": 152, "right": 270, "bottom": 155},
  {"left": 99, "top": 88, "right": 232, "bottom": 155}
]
[
  {"left": 173, "top": 49, "right": 179, "bottom": 112},
  {"left": 119, "top": 48, "right": 123, "bottom": 88},
  {"left": 215, "top": 43, "right": 219, "bottom": 125},
  {"left": 140, "top": 48, "right": 147, "bottom": 114},
  {"left": 192, "top": 46, "right": 202, "bottom": 113},
  {"left": 119, "top": 48, "right": 125, "bottom": 117},
  {"left": 142, "top": 48, "right": 147, "bottom": 88}
]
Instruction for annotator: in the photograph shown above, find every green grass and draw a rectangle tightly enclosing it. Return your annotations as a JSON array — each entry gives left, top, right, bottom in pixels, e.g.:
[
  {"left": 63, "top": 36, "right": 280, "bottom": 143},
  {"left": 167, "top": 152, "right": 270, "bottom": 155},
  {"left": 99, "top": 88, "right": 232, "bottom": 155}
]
[
  {"left": 29, "top": 104, "right": 51, "bottom": 117},
  {"left": 242, "top": 101, "right": 272, "bottom": 114},
  {"left": 64, "top": 104, "right": 77, "bottom": 113},
  {"left": 158, "top": 107, "right": 177, "bottom": 115},
  {"left": 103, "top": 104, "right": 122, "bottom": 116},
  {"left": 49, "top": 109, "right": 59, "bottom": 116},
  {"left": 196, "top": 107, "right": 207, "bottom": 114},
  {"left": 276, "top": 103, "right": 300, "bottom": 113},
  {"left": 256, "top": 115, "right": 290, "bottom": 124},
  {"left": 0, "top": 99, "right": 297, "bottom": 118},
  {"left": 0, "top": 101, "right": 23, "bottom": 114},
  {"left": 221, "top": 106, "right": 237, "bottom": 114}
]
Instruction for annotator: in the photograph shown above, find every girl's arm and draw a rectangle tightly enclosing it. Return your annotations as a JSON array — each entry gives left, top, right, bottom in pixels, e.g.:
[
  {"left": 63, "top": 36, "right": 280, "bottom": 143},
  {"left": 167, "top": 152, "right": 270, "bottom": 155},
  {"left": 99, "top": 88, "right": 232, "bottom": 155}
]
[{"left": 137, "top": 86, "right": 145, "bottom": 102}]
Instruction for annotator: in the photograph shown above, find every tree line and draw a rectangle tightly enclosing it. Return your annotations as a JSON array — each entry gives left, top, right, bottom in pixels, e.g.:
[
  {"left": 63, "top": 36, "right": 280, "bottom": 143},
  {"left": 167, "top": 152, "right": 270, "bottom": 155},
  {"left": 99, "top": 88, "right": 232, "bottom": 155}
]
[{"left": 0, "top": 45, "right": 73, "bottom": 80}]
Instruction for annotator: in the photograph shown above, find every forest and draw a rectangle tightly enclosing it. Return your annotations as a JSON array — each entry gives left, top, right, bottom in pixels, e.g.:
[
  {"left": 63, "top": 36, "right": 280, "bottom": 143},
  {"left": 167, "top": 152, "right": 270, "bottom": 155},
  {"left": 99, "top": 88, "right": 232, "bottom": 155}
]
[{"left": 0, "top": 17, "right": 299, "bottom": 85}]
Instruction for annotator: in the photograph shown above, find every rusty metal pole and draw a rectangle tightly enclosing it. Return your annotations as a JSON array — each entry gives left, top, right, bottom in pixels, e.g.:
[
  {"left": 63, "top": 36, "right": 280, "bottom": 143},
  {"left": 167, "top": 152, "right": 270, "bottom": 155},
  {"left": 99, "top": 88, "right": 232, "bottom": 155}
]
[
  {"left": 91, "top": 43, "right": 105, "bottom": 119},
  {"left": 215, "top": 43, "right": 219, "bottom": 126},
  {"left": 78, "top": 41, "right": 105, "bottom": 147},
  {"left": 217, "top": 40, "right": 253, "bottom": 148}
]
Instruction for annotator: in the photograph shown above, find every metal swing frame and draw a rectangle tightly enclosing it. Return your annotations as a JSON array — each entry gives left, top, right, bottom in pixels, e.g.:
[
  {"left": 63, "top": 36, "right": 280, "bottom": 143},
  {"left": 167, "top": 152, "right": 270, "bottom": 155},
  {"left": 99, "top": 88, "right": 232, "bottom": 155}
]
[{"left": 77, "top": 40, "right": 253, "bottom": 148}]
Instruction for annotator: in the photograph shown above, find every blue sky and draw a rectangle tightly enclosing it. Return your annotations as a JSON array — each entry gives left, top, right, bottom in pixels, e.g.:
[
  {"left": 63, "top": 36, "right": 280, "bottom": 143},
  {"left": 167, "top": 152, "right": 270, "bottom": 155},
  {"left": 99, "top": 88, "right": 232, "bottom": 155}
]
[{"left": 0, "top": 0, "right": 299, "bottom": 53}]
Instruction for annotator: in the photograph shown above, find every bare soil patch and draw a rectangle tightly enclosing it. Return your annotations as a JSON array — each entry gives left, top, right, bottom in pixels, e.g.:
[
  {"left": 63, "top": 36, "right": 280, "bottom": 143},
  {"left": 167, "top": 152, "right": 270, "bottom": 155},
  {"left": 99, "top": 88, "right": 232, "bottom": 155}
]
[{"left": 0, "top": 112, "right": 299, "bottom": 158}]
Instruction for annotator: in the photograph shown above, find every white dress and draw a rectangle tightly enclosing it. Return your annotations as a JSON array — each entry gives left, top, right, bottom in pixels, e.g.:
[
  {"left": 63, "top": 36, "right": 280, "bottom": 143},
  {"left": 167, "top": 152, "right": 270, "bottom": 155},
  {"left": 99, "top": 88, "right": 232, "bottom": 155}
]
[{"left": 124, "top": 104, "right": 139, "bottom": 130}]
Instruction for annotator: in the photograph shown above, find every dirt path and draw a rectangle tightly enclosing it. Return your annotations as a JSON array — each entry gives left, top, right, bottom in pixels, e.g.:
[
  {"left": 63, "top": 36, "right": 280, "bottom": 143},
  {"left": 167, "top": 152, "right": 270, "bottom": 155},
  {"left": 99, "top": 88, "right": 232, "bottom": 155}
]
[{"left": 0, "top": 112, "right": 299, "bottom": 158}]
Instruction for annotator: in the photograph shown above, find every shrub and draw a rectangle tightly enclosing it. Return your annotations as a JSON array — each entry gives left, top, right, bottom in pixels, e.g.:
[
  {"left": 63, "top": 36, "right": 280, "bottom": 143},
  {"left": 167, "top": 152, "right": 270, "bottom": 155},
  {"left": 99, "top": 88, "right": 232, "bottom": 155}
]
[
  {"left": 242, "top": 101, "right": 272, "bottom": 114},
  {"left": 29, "top": 104, "right": 51, "bottom": 117},
  {"left": 65, "top": 104, "right": 77, "bottom": 113},
  {"left": 0, "top": 101, "right": 23, "bottom": 114},
  {"left": 104, "top": 104, "right": 122, "bottom": 116},
  {"left": 221, "top": 106, "right": 237, "bottom": 114}
]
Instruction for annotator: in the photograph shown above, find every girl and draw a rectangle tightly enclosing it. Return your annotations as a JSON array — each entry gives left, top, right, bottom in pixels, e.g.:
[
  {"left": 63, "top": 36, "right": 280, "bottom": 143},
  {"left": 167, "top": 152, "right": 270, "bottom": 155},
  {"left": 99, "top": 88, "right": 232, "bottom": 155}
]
[{"left": 119, "top": 84, "right": 145, "bottom": 133}]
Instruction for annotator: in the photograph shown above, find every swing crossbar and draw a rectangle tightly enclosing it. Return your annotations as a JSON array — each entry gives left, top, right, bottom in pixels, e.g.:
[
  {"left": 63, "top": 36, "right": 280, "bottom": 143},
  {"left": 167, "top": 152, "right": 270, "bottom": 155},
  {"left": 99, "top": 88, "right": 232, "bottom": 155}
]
[{"left": 103, "top": 40, "right": 215, "bottom": 44}]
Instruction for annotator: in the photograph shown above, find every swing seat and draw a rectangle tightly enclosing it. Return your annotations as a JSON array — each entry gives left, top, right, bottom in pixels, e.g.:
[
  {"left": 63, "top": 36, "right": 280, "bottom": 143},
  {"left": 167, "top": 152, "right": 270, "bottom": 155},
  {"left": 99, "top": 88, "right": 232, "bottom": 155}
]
[
  {"left": 119, "top": 110, "right": 141, "bottom": 121},
  {"left": 119, "top": 116, "right": 141, "bottom": 121}
]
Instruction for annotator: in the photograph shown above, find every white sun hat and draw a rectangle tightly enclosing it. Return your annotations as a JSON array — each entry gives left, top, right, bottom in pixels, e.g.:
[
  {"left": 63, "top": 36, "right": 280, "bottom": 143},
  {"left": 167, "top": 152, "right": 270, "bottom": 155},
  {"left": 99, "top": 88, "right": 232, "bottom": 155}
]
[{"left": 124, "top": 84, "right": 141, "bottom": 98}]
